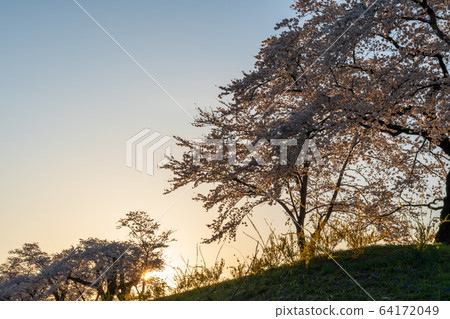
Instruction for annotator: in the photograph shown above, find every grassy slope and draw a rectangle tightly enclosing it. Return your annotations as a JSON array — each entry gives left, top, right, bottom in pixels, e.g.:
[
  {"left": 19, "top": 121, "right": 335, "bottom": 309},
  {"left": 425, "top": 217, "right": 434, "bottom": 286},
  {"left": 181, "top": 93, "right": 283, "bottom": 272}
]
[{"left": 159, "top": 245, "right": 450, "bottom": 301}]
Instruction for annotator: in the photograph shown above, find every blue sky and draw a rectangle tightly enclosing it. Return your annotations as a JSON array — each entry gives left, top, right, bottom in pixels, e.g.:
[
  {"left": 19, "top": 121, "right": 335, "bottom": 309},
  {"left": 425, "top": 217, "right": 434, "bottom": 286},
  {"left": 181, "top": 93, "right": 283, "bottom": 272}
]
[{"left": 0, "top": 0, "right": 296, "bottom": 269}]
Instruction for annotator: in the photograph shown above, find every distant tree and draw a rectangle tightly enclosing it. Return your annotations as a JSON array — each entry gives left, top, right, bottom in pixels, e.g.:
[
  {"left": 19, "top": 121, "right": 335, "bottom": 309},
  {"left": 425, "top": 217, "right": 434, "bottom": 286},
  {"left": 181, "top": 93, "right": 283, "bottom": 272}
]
[
  {"left": 0, "top": 243, "right": 50, "bottom": 300},
  {"left": 116, "top": 211, "right": 175, "bottom": 299},
  {"left": 0, "top": 212, "right": 174, "bottom": 300}
]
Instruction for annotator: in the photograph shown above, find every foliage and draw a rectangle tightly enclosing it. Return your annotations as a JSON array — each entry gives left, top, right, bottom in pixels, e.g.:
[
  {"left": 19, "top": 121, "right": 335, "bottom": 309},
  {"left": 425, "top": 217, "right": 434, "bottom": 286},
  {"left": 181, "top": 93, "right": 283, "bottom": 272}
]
[
  {"left": 131, "top": 277, "right": 169, "bottom": 301},
  {"left": 240, "top": 219, "right": 301, "bottom": 274},
  {"left": 0, "top": 212, "right": 174, "bottom": 301},
  {"left": 159, "top": 245, "right": 450, "bottom": 301},
  {"left": 407, "top": 212, "right": 440, "bottom": 251},
  {"left": 165, "top": 0, "right": 449, "bottom": 251},
  {"left": 172, "top": 245, "right": 225, "bottom": 294}
]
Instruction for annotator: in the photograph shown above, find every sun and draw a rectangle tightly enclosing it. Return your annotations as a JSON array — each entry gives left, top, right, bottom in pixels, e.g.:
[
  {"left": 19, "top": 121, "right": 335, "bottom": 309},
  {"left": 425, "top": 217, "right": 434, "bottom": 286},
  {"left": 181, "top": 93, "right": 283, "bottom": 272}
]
[
  {"left": 142, "top": 271, "right": 154, "bottom": 281},
  {"left": 141, "top": 268, "right": 176, "bottom": 286}
]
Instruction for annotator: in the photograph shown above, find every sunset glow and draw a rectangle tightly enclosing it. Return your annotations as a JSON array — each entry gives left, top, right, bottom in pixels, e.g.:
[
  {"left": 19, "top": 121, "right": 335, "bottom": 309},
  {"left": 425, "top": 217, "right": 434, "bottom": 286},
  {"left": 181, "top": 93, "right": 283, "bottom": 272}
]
[
  {"left": 142, "top": 271, "right": 154, "bottom": 281},
  {"left": 0, "top": 0, "right": 448, "bottom": 307}
]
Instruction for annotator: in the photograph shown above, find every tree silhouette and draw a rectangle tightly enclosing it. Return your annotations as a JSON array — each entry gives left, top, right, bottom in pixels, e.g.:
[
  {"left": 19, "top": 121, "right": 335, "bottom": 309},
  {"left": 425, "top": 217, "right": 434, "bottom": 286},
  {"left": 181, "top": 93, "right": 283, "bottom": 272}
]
[
  {"left": 165, "top": 0, "right": 448, "bottom": 248},
  {"left": 0, "top": 212, "right": 174, "bottom": 301}
]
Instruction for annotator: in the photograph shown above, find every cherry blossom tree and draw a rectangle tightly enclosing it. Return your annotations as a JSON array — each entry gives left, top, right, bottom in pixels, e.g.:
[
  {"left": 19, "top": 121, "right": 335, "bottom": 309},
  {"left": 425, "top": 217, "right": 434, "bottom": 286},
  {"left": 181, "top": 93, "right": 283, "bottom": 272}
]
[
  {"left": 0, "top": 212, "right": 174, "bottom": 300},
  {"left": 166, "top": 110, "right": 431, "bottom": 252},
  {"left": 0, "top": 243, "right": 52, "bottom": 300},
  {"left": 166, "top": 101, "right": 432, "bottom": 251},
  {"left": 165, "top": 0, "right": 448, "bottom": 248},
  {"left": 259, "top": 0, "right": 450, "bottom": 242}
]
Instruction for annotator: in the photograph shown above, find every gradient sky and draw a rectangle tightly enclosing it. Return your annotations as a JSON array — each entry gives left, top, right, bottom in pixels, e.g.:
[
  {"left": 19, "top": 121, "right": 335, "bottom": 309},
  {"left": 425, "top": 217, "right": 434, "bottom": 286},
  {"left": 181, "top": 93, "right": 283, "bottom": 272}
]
[{"left": 0, "top": 0, "right": 297, "bottom": 273}]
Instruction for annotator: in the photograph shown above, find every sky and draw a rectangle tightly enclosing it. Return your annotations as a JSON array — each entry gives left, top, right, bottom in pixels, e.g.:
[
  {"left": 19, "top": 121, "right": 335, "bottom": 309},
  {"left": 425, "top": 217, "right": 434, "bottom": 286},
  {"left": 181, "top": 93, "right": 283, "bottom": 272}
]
[{"left": 0, "top": 0, "right": 297, "bottom": 274}]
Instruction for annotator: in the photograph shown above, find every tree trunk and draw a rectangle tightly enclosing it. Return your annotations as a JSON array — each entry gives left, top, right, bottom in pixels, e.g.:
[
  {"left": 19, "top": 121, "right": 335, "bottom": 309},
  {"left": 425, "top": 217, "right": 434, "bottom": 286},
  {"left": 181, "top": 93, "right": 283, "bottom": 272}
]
[
  {"left": 296, "top": 162, "right": 309, "bottom": 253},
  {"left": 295, "top": 224, "right": 306, "bottom": 252},
  {"left": 435, "top": 171, "right": 450, "bottom": 244}
]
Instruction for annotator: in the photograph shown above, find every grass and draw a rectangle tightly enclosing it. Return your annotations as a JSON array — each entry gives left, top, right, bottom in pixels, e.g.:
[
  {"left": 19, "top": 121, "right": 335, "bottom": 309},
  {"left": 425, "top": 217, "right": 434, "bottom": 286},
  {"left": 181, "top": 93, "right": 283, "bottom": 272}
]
[{"left": 158, "top": 245, "right": 450, "bottom": 301}]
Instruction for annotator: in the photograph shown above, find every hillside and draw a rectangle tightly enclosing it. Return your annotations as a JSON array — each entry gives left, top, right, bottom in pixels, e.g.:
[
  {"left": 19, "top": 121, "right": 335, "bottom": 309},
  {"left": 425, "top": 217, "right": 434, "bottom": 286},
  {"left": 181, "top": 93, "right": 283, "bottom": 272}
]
[{"left": 158, "top": 245, "right": 450, "bottom": 301}]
